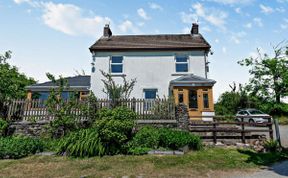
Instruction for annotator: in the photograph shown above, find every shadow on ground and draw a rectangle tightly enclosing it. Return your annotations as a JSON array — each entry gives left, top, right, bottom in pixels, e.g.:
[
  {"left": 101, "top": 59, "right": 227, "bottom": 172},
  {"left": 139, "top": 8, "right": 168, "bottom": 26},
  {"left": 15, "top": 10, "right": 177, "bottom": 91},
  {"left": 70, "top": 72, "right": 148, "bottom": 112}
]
[{"left": 238, "top": 149, "right": 288, "bottom": 177}]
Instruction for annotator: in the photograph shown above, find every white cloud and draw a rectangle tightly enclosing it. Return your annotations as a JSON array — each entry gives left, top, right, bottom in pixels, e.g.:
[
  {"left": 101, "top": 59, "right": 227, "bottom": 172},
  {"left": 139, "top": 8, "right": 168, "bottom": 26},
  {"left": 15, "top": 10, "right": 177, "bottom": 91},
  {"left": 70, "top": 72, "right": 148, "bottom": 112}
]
[
  {"left": 137, "top": 8, "right": 150, "bottom": 20},
  {"left": 244, "top": 23, "right": 252, "bottom": 28},
  {"left": 259, "top": 4, "right": 274, "bottom": 14},
  {"left": 230, "top": 31, "right": 246, "bottom": 44},
  {"left": 215, "top": 39, "right": 219, "bottom": 43},
  {"left": 253, "top": 17, "right": 263, "bottom": 27},
  {"left": 207, "top": 0, "right": 254, "bottom": 5},
  {"left": 13, "top": 0, "right": 31, "bottom": 4},
  {"left": 222, "top": 47, "right": 227, "bottom": 54},
  {"left": 280, "top": 18, "right": 288, "bottom": 29},
  {"left": 118, "top": 20, "right": 139, "bottom": 34},
  {"left": 42, "top": 2, "right": 111, "bottom": 37},
  {"left": 235, "top": 7, "right": 241, "bottom": 14},
  {"left": 189, "top": 3, "right": 227, "bottom": 29},
  {"left": 180, "top": 12, "right": 197, "bottom": 24},
  {"left": 276, "top": 7, "right": 286, "bottom": 13},
  {"left": 149, "top": 2, "right": 163, "bottom": 11}
]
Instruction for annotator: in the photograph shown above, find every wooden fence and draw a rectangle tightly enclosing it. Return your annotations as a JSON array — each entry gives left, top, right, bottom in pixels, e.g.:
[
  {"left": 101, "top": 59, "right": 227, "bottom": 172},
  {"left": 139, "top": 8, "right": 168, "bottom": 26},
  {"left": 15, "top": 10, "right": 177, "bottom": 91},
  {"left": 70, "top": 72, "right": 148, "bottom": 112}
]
[
  {"left": 4, "top": 98, "right": 176, "bottom": 121},
  {"left": 189, "top": 116, "right": 273, "bottom": 143}
]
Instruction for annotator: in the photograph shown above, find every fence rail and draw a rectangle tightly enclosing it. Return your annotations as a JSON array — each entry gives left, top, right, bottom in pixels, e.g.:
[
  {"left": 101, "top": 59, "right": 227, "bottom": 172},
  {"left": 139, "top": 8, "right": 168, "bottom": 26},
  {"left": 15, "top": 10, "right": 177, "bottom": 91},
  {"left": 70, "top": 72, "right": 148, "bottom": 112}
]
[
  {"left": 189, "top": 116, "right": 273, "bottom": 143},
  {"left": 4, "top": 98, "right": 176, "bottom": 121}
]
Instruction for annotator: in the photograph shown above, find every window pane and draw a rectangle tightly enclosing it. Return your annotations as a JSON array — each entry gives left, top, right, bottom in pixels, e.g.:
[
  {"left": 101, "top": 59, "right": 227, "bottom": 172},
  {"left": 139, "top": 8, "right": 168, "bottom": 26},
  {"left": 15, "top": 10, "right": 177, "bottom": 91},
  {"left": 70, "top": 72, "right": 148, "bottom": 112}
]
[
  {"left": 111, "top": 64, "right": 123, "bottom": 73},
  {"left": 176, "top": 56, "right": 187, "bottom": 62},
  {"left": 61, "top": 92, "right": 70, "bottom": 100},
  {"left": 38, "top": 92, "right": 49, "bottom": 100},
  {"left": 144, "top": 90, "right": 157, "bottom": 99},
  {"left": 189, "top": 89, "right": 198, "bottom": 109},
  {"left": 111, "top": 56, "right": 123, "bottom": 63},
  {"left": 203, "top": 93, "right": 209, "bottom": 108},
  {"left": 176, "top": 64, "right": 188, "bottom": 72},
  {"left": 178, "top": 93, "right": 184, "bottom": 103}
]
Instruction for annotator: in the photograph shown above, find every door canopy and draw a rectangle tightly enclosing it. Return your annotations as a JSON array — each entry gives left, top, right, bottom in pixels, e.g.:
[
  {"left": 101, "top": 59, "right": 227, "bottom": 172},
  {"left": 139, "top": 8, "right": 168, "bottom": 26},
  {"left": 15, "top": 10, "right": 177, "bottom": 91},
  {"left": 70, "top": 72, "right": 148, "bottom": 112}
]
[{"left": 170, "top": 74, "right": 216, "bottom": 87}]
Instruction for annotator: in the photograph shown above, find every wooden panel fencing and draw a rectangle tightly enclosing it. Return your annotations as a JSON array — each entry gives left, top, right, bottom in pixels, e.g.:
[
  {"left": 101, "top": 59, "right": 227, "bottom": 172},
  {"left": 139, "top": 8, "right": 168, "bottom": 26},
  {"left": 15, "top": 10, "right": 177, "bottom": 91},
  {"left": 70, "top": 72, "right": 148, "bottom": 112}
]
[
  {"left": 4, "top": 98, "right": 176, "bottom": 121},
  {"left": 189, "top": 116, "right": 273, "bottom": 143}
]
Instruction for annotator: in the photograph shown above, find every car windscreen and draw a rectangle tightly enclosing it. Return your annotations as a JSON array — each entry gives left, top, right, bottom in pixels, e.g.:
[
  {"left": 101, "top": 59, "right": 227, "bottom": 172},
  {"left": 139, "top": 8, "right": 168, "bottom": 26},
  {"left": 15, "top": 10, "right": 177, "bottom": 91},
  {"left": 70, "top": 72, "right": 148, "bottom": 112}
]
[{"left": 249, "top": 110, "right": 264, "bottom": 114}]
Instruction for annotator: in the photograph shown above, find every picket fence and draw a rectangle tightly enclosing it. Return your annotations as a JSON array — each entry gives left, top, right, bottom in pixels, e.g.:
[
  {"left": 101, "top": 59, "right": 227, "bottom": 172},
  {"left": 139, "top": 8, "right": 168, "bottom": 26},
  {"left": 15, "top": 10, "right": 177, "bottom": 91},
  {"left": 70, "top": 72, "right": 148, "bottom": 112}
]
[{"left": 4, "top": 98, "right": 176, "bottom": 121}]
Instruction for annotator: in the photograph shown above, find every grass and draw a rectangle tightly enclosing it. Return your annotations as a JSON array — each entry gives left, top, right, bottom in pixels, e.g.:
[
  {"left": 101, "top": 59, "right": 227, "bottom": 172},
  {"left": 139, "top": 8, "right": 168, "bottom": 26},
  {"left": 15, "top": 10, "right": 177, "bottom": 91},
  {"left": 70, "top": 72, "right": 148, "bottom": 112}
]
[
  {"left": 276, "top": 115, "right": 288, "bottom": 125},
  {"left": 0, "top": 148, "right": 287, "bottom": 178}
]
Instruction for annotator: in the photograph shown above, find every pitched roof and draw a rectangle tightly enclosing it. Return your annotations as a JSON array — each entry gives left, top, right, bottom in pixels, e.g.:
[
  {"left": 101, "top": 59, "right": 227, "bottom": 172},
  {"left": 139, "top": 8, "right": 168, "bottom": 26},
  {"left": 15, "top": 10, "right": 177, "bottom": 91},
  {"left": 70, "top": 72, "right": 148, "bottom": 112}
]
[
  {"left": 89, "top": 34, "right": 211, "bottom": 52},
  {"left": 170, "top": 74, "right": 216, "bottom": 87},
  {"left": 26, "top": 76, "right": 90, "bottom": 91}
]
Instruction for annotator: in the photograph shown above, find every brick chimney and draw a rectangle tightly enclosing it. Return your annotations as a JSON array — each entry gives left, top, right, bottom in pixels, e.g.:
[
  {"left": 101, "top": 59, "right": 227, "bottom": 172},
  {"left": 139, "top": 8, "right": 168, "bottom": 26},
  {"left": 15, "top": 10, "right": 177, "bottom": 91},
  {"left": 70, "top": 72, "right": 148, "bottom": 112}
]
[
  {"left": 191, "top": 23, "right": 199, "bottom": 35},
  {"left": 103, "top": 24, "right": 112, "bottom": 37}
]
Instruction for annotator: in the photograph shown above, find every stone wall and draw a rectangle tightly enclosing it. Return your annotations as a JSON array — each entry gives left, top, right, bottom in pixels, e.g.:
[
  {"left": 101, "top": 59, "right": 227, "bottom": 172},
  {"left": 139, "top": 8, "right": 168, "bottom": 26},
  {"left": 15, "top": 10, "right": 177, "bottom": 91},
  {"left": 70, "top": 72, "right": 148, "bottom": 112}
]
[
  {"left": 175, "top": 103, "right": 189, "bottom": 131},
  {"left": 8, "top": 121, "right": 50, "bottom": 137}
]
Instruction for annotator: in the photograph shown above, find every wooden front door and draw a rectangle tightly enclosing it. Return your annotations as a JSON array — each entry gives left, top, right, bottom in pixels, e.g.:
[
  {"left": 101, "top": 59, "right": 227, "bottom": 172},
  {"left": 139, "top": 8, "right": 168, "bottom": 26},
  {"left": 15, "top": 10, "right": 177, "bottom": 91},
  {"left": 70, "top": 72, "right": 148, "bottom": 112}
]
[{"left": 173, "top": 86, "right": 214, "bottom": 119}]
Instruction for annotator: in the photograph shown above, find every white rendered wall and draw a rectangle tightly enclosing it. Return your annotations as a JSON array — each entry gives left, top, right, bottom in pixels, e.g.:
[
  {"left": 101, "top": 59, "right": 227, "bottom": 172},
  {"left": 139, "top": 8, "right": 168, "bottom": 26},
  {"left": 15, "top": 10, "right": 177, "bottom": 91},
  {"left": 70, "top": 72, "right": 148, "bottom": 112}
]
[{"left": 91, "top": 51, "right": 207, "bottom": 99}]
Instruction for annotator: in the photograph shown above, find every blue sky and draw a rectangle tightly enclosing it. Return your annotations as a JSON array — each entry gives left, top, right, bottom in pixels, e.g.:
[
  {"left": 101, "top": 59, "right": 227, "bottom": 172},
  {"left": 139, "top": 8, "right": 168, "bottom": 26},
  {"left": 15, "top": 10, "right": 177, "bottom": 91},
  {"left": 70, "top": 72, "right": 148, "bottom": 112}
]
[{"left": 0, "top": 0, "right": 287, "bottom": 100}]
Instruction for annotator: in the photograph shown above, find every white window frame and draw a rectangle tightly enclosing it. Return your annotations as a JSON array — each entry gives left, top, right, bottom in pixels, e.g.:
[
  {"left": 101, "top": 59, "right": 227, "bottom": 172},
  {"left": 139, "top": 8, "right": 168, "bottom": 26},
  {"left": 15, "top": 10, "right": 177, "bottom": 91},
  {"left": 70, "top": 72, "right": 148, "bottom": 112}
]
[
  {"left": 110, "top": 56, "right": 123, "bottom": 74},
  {"left": 175, "top": 55, "right": 189, "bottom": 73}
]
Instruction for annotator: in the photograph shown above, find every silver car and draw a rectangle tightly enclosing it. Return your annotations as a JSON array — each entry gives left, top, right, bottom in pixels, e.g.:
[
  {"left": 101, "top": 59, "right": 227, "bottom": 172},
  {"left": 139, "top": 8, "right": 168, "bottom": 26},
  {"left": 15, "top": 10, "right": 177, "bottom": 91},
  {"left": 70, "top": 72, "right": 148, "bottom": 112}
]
[{"left": 236, "top": 109, "right": 271, "bottom": 123}]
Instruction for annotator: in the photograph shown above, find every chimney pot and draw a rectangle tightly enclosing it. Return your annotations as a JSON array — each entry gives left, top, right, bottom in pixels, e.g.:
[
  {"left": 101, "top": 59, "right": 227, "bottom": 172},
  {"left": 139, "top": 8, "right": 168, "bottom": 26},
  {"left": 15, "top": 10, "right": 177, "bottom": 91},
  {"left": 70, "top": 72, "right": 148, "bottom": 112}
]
[
  {"left": 103, "top": 24, "right": 112, "bottom": 37},
  {"left": 191, "top": 23, "right": 199, "bottom": 35}
]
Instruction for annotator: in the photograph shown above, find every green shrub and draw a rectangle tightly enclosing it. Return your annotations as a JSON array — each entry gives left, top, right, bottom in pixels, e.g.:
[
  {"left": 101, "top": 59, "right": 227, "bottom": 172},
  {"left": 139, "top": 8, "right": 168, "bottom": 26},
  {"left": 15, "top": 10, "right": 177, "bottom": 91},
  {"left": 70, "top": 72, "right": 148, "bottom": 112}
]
[
  {"left": 93, "top": 107, "right": 136, "bottom": 155},
  {"left": 159, "top": 128, "right": 202, "bottom": 150},
  {"left": 57, "top": 128, "right": 105, "bottom": 157},
  {"left": 129, "top": 126, "right": 160, "bottom": 149},
  {"left": 0, "top": 118, "right": 8, "bottom": 136},
  {"left": 264, "top": 139, "right": 279, "bottom": 152},
  {"left": 128, "top": 127, "right": 202, "bottom": 154},
  {"left": 49, "top": 115, "right": 77, "bottom": 138},
  {"left": 0, "top": 136, "right": 44, "bottom": 159}
]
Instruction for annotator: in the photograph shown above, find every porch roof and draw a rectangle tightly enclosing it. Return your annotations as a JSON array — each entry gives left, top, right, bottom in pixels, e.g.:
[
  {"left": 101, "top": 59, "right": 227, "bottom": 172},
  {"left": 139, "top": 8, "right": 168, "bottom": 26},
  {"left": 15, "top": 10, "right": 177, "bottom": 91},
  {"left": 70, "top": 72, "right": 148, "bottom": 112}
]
[{"left": 170, "top": 74, "right": 216, "bottom": 87}]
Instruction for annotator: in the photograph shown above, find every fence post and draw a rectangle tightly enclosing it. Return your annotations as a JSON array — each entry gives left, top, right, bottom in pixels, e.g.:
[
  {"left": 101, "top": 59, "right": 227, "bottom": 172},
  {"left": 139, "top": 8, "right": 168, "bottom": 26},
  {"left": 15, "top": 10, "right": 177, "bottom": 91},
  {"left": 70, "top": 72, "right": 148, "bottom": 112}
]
[
  {"left": 132, "top": 98, "right": 136, "bottom": 112},
  {"left": 241, "top": 117, "right": 245, "bottom": 143},
  {"left": 213, "top": 123, "right": 217, "bottom": 144},
  {"left": 268, "top": 117, "right": 274, "bottom": 140},
  {"left": 274, "top": 118, "right": 281, "bottom": 147}
]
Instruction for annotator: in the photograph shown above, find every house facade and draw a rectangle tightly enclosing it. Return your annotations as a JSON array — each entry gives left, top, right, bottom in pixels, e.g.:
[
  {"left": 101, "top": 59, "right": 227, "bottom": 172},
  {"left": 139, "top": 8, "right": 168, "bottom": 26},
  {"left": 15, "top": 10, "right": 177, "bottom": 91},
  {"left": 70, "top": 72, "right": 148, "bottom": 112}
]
[{"left": 89, "top": 24, "right": 216, "bottom": 119}]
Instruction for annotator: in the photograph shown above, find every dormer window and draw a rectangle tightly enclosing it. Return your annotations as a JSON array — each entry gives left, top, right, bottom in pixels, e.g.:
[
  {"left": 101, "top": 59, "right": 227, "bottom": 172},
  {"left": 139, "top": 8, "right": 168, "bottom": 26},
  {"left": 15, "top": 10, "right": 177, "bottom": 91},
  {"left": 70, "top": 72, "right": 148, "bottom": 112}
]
[
  {"left": 111, "top": 56, "right": 123, "bottom": 73},
  {"left": 175, "top": 56, "right": 188, "bottom": 72}
]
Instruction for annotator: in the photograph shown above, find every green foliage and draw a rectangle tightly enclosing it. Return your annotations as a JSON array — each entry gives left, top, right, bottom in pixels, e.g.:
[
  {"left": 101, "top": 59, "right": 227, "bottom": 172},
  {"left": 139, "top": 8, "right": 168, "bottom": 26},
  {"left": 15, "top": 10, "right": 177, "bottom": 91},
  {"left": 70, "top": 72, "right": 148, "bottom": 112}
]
[
  {"left": 264, "top": 140, "right": 279, "bottom": 152},
  {"left": 128, "top": 147, "right": 152, "bottom": 155},
  {"left": 128, "top": 127, "right": 202, "bottom": 154},
  {"left": 57, "top": 129, "right": 105, "bottom": 157},
  {"left": 129, "top": 126, "right": 160, "bottom": 149},
  {"left": 45, "top": 73, "right": 83, "bottom": 138},
  {"left": 93, "top": 107, "right": 136, "bottom": 155},
  {"left": 0, "top": 119, "right": 8, "bottom": 136},
  {"left": 238, "top": 43, "right": 288, "bottom": 103},
  {"left": 0, "top": 136, "right": 44, "bottom": 159},
  {"left": 0, "top": 51, "right": 35, "bottom": 118},
  {"left": 100, "top": 70, "right": 136, "bottom": 108},
  {"left": 159, "top": 128, "right": 202, "bottom": 150}
]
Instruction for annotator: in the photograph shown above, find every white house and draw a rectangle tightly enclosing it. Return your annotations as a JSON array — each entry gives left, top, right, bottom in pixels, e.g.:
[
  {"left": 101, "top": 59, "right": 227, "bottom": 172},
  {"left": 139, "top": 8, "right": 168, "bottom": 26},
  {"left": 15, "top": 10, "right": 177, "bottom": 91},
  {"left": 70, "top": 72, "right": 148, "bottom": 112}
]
[{"left": 89, "top": 23, "right": 216, "bottom": 119}]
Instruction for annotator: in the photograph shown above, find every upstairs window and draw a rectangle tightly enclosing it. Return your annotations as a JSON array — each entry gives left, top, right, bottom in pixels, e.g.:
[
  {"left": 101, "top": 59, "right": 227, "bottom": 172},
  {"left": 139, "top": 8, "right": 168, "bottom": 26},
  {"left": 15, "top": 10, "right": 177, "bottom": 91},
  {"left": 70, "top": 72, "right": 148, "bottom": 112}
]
[
  {"left": 175, "top": 56, "right": 188, "bottom": 72},
  {"left": 111, "top": 56, "right": 123, "bottom": 73}
]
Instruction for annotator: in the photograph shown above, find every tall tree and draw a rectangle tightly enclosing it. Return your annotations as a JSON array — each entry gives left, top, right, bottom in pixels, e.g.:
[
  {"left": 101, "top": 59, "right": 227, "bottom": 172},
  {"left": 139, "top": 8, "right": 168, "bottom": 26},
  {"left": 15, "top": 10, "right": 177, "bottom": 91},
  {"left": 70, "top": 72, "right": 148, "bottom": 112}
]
[
  {"left": 238, "top": 42, "right": 288, "bottom": 103},
  {"left": 0, "top": 51, "right": 35, "bottom": 117}
]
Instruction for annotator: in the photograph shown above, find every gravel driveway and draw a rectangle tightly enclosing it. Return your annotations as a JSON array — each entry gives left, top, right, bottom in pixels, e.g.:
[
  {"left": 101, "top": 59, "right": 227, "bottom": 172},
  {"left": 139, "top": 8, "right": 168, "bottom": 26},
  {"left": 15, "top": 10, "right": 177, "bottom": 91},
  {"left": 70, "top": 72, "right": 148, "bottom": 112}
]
[{"left": 227, "top": 160, "right": 288, "bottom": 178}]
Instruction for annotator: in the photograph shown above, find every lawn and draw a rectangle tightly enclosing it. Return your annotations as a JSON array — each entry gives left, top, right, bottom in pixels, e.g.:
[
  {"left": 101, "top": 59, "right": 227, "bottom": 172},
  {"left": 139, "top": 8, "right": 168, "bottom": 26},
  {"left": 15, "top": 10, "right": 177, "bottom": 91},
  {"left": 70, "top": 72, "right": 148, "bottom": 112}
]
[{"left": 0, "top": 148, "right": 287, "bottom": 178}]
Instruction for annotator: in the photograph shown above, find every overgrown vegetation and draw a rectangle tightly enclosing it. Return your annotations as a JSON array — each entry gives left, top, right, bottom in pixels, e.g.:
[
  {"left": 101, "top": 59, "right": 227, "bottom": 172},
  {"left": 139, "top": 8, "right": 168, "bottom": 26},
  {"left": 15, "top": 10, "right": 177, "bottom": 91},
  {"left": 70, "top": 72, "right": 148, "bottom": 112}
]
[
  {"left": 101, "top": 70, "right": 136, "bottom": 108},
  {"left": 128, "top": 126, "right": 202, "bottom": 155},
  {"left": 0, "top": 51, "right": 35, "bottom": 118},
  {"left": 0, "top": 119, "right": 8, "bottom": 136},
  {"left": 0, "top": 136, "right": 44, "bottom": 159},
  {"left": 57, "top": 129, "right": 104, "bottom": 157},
  {"left": 215, "top": 42, "right": 288, "bottom": 123}
]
